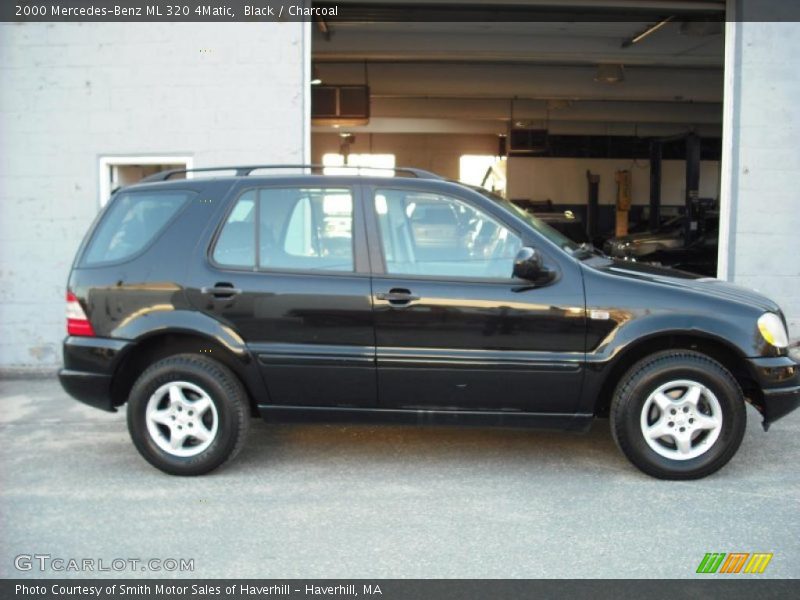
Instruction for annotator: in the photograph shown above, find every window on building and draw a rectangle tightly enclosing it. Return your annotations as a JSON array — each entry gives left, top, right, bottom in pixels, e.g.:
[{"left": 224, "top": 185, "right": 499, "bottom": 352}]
[
  {"left": 99, "top": 156, "right": 193, "bottom": 207},
  {"left": 459, "top": 155, "right": 507, "bottom": 196},
  {"left": 322, "top": 153, "right": 395, "bottom": 177}
]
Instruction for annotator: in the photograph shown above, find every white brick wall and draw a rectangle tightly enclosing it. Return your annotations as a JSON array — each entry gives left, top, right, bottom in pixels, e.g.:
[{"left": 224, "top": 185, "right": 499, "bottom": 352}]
[
  {"left": 0, "top": 22, "right": 308, "bottom": 367},
  {"left": 723, "top": 20, "right": 800, "bottom": 339}
]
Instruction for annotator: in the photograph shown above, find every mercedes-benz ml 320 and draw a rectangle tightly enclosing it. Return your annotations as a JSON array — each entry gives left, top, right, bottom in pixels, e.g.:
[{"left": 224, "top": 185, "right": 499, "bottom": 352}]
[{"left": 59, "top": 166, "right": 800, "bottom": 478}]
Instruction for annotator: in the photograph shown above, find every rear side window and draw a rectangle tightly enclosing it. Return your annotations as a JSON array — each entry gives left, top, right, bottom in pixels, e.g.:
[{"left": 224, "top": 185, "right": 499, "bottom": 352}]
[
  {"left": 83, "top": 191, "right": 192, "bottom": 265},
  {"left": 211, "top": 191, "right": 256, "bottom": 268},
  {"left": 213, "top": 187, "right": 354, "bottom": 272}
]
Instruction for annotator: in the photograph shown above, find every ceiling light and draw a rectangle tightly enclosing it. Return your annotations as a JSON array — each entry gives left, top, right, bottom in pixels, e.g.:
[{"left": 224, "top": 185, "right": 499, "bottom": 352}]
[
  {"left": 594, "top": 64, "right": 625, "bottom": 84},
  {"left": 311, "top": 65, "right": 322, "bottom": 86},
  {"left": 622, "top": 17, "right": 675, "bottom": 48}
]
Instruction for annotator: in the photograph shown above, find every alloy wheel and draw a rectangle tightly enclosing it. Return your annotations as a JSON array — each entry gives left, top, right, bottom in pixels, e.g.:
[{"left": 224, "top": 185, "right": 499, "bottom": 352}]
[
  {"left": 639, "top": 379, "right": 723, "bottom": 461},
  {"left": 145, "top": 381, "right": 219, "bottom": 457}
]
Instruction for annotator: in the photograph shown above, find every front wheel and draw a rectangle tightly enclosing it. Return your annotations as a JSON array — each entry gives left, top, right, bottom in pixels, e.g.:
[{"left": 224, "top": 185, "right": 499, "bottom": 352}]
[
  {"left": 127, "top": 354, "right": 250, "bottom": 475},
  {"left": 610, "top": 350, "right": 746, "bottom": 480}
]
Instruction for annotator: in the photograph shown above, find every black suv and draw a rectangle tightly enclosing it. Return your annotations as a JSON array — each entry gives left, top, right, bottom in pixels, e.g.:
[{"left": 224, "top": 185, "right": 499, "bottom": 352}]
[{"left": 59, "top": 166, "right": 800, "bottom": 479}]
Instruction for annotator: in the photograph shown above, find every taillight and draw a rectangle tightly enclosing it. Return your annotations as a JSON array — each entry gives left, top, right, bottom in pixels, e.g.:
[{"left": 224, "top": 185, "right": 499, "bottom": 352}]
[{"left": 66, "top": 291, "right": 95, "bottom": 337}]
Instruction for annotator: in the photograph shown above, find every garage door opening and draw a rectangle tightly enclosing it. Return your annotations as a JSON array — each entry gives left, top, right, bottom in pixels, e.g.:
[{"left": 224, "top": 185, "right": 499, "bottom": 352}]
[{"left": 310, "top": 4, "right": 725, "bottom": 276}]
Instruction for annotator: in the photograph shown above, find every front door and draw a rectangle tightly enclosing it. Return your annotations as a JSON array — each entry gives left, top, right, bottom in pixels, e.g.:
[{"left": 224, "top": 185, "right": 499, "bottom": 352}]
[
  {"left": 188, "top": 181, "right": 376, "bottom": 408},
  {"left": 365, "top": 184, "right": 586, "bottom": 413}
]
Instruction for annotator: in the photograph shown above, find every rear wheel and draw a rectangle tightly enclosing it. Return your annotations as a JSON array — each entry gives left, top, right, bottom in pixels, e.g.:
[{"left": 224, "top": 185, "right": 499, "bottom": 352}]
[
  {"left": 127, "top": 354, "right": 249, "bottom": 475},
  {"left": 610, "top": 350, "right": 746, "bottom": 480}
]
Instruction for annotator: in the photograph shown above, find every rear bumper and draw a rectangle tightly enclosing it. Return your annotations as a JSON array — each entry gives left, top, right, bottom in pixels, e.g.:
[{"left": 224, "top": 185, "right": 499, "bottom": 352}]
[
  {"left": 747, "top": 350, "right": 800, "bottom": 430},
  {"left": 58, "top": 336, "right": 133, "bottom": 412},
  {"left": 58, "top": 369, "right": 115, "bottom": 412}
]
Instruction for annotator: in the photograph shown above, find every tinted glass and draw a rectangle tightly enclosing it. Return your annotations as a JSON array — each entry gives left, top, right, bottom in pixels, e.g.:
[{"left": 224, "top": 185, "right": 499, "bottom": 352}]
[
  {"left": 213, "top": 188, "right": 354, "bottom": 272},
  {"left": 83, "top": 191, "right": 191, "bottom": 265},
  {"left": 375, "top": 189, "right": 522, "bottom": 279},
  {"left": 262, "top": 188, "right": 353, "bottom": 271},
  {"left": 212, "top": 191, "right": 256, "bottom": 268},
  {"left": 472, "top": 187, "right": 580, "bottom": 253}
]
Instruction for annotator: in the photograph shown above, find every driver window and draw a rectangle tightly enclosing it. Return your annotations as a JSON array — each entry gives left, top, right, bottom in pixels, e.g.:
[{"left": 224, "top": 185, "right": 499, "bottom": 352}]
[{"left": 375, "top": 189, "right": 522, "bottom": 279}]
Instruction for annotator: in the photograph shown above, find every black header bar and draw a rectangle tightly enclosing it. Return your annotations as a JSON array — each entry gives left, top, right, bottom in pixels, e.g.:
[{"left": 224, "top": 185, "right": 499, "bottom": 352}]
[{"left": 2, "top": 1, "right": 800, "bottom": 23}]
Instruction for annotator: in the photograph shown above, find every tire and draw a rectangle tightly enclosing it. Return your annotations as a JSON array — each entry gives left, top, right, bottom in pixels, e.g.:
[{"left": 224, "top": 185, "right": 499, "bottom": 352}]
[
  {"left": 127, "top": 354, "right": 250, "bottom": 476},
  {"left": 610, "top": 350, "right": 746, "bottom": 480}
]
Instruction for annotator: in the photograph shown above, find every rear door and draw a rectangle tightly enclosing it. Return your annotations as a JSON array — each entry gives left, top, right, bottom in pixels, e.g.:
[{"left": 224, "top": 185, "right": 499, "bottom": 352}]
[
  {"left": 364, "top": 182, "right": 586, "bottom": 413},
  {"left": 187, "top": 179, "right": 376, "bottom": 408}
]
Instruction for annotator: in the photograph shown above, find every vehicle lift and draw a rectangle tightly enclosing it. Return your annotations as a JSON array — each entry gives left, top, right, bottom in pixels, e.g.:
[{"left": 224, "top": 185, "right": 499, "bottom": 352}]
[
  {"left": 585, "top": 170, "right": 632, "bottom": 240},
  {"left": 649, "top": 132, "right": 703, "bottom": 246}
]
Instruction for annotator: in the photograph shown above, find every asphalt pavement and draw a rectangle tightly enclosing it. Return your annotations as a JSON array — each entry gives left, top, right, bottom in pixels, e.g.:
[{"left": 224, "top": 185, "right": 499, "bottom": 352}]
[{"left": 1, "top": 377, "right": 799, "bottom": 579}]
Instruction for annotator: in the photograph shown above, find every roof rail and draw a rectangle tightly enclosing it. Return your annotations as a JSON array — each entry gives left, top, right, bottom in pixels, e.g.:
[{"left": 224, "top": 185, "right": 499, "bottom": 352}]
[{"left": 140, "top": 164, "right": 444, "bottom": 183}]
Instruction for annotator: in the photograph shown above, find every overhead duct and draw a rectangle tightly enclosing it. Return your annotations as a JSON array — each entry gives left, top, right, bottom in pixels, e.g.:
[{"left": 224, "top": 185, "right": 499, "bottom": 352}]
[{"left": 312, "top": 85, "right": 371, "bottom": 126}]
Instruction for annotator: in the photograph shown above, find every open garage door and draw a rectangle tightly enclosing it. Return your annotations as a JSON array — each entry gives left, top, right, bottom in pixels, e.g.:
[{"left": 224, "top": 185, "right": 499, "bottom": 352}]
[{"left": 310, "top": 0, "right": 725, "bottom": 276}]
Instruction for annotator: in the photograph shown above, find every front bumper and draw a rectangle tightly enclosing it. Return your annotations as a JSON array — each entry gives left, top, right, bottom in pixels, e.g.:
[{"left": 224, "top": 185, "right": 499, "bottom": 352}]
[
  {"left": 747, "top": 349, "right": 800, "bottom": 430},
  {"left": 58, "top": 336, "right": 133, "bottom": 412},
  {"left": 760, "top": 386, "right": 800, "bottom": 429}
]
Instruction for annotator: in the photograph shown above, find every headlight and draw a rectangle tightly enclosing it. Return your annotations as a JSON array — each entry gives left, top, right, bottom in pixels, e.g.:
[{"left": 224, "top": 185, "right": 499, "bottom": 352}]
[
  {"left": 607, "top": 241, "right": 630, "bottom": 257},
  {"left": 758, "top": 312, "right": 789, "bottom": 348}
]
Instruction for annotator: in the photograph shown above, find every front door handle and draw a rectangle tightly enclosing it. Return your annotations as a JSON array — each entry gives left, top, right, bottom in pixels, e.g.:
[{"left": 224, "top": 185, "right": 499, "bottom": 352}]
[
  {"left": 375, "top": 289, "right": 420, "bottom": 306},
  {"left": 201, "top": 283, "right": 242, "bottom": 299}
]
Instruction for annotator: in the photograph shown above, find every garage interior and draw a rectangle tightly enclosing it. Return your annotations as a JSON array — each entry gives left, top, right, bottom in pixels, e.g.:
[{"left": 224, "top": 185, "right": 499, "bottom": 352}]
[{"left": 310, "top": 1, "right": 725, "bottom": 274}]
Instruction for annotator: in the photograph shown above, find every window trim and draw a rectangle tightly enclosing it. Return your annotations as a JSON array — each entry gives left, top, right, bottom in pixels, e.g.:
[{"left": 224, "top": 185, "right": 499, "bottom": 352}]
[
  {"left": 207, "top": 184, "right": 365, "bottom": 277},
  {"left": 79, "top": 189, "right": 196, "bottom": 269},
  {"left": 366, "top": 185, "right": 527, "bottom": 284}
]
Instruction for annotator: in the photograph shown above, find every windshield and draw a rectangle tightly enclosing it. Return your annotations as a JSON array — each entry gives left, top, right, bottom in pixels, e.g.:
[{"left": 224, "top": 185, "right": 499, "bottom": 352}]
[{"left": 472, "top": 187, "right": 581, "bottom": 253}]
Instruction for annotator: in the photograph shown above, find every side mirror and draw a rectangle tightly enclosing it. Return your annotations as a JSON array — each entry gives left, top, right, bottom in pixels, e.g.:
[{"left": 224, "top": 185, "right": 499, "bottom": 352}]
[{"left": 513, "top": 247, "right": 550, "bottom": 282}]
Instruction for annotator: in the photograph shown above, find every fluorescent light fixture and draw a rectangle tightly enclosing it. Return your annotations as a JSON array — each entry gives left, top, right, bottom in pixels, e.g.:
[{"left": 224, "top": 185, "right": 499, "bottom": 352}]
[{"left": 622, "top": 17, "right": 675, "bottom": 48}]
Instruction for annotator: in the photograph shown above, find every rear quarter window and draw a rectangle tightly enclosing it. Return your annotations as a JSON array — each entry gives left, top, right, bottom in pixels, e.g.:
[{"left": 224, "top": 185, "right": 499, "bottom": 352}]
[{"left": 82, "top": 190, "right": 193, "bottom": 265}]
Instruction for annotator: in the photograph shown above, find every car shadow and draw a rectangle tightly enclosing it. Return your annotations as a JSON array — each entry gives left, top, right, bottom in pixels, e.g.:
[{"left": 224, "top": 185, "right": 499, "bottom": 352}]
[{"left": 228, "top": 417, "right": 632, "bottom": 477}]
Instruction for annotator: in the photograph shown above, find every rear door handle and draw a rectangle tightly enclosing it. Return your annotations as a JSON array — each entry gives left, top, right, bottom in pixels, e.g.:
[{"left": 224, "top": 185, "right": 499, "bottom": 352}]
[
  {"left": 375, "top": 289, "right": 420, "bottom": 305},
  {"left": 201, "top": 283, "right": 242, "bottom": 298}
]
